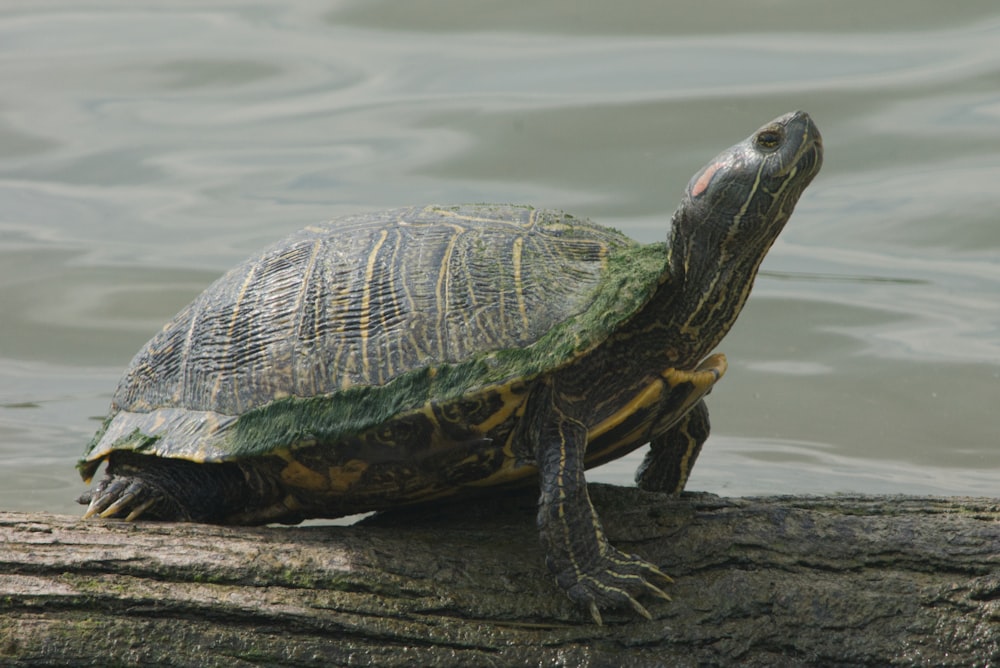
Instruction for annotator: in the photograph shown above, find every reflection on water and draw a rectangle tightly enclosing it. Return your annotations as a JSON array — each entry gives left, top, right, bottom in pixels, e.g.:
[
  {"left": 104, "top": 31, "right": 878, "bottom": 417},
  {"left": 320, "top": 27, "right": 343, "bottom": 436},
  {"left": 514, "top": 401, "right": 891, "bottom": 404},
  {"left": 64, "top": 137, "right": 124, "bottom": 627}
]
[{"left": 1, "top": 2, "right": 998, "bottom": 515}]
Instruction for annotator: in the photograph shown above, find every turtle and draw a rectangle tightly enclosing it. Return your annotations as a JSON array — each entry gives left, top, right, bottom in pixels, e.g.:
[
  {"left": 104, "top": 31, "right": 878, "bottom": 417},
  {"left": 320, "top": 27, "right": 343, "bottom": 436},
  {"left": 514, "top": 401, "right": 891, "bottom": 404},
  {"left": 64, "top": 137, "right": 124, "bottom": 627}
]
[{"left": 79, "top": 110, "right": 822, "bottom": 624}]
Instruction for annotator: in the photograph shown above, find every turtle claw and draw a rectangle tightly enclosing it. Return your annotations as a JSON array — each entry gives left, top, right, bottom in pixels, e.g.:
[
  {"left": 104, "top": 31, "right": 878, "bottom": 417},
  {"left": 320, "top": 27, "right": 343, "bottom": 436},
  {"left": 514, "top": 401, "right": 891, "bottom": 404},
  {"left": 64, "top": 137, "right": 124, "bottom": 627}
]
[
  {"left": 124, "top": 497, "right": 159, "bottom": 522},
  {"left": 628, "top": 596, "right": 653, "bottom": 621},
  {"left": 645, "top": 580, "right": 673, "bottom": 602},
  {"left": 588, "top": 601, "right": 603, "bottom": 626},
  {"left": 643, "top": 563, "right": 675, "bottom": 585}
]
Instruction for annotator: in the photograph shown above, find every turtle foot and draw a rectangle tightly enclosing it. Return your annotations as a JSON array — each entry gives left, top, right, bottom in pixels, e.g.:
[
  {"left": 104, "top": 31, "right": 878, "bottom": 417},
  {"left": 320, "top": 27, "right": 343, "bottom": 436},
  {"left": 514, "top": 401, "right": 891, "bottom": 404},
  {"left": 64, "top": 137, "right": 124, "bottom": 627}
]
[
  {"left": 552, "top": 546, "right": 673, "bottom": 625},
  {"left": 81, "top": 474, "right": 171, "bottom": 521}
]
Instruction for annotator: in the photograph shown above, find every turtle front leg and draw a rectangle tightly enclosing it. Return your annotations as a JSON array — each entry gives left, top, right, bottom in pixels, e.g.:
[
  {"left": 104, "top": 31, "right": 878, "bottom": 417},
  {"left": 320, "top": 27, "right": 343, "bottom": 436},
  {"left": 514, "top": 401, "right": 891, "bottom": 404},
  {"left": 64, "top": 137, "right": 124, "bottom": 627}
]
[
  {"left": 529, "top": 384, "right": 673, "bottom": 624},
  {"left": 636, "top": 399, "right": 711, "bottom": 494},
  {"left": 79, "top": 451, "right": 286, "bottom": 524}
]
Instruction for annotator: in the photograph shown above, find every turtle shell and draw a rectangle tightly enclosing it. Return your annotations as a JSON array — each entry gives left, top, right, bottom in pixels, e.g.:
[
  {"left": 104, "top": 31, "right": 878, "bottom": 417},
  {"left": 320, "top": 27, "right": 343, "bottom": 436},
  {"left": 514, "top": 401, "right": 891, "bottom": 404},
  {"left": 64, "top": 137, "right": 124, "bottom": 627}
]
[{"left": 80, "top": 204, "right": 674, "bottom": 479}]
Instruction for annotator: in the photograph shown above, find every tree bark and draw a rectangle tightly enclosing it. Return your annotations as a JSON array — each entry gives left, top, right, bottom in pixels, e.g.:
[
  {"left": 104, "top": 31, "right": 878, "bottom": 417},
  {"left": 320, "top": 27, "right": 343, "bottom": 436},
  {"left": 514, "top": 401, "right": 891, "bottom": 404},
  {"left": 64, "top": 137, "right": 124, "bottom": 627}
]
[{"left": 1, "top": 486, "right": 997, "bottom": 667}]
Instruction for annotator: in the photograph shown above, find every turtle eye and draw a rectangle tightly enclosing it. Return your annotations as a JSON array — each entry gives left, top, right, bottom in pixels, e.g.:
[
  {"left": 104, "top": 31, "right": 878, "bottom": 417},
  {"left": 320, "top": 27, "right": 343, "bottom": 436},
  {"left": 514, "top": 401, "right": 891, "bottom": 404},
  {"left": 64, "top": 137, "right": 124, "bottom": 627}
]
[{"left": 754, "top": 126, "right": 784, "bottom": 151}]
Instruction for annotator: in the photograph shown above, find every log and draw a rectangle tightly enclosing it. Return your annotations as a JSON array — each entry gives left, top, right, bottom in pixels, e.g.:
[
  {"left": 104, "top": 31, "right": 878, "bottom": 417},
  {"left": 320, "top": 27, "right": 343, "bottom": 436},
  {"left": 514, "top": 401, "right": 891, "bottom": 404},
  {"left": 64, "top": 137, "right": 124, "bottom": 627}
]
[{"left": 1, "top": 485, "right": 997, "bottom": 667}]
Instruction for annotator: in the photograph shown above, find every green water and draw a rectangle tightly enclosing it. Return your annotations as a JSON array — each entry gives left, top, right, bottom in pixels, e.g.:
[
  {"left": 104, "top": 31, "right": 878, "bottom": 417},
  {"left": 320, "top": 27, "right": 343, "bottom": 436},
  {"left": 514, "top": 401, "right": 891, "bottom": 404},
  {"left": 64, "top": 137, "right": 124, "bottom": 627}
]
[{"left": 1, "top": 1, "right": 998, "bottom": 515}]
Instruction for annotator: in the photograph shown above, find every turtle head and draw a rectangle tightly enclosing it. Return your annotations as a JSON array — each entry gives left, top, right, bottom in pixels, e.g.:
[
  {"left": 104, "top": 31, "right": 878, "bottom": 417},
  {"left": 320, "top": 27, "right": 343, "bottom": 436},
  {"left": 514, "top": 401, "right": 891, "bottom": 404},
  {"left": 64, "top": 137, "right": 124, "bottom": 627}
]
[
  {"left": 664, "top": 111, "right": 822, "bottom": 350},
  {"left": 669, "top": 111, "right": 822, "bottom": 275}
]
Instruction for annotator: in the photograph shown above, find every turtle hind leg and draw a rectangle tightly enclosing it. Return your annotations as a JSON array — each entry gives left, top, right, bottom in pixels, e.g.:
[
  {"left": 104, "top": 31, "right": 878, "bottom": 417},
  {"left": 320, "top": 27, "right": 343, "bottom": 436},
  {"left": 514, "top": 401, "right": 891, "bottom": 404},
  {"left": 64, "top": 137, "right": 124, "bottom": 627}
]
[
  {"left": 636, "top": 399, "right": 711, "bottom": 494},
  {"left": 80, "top": 451, "right": 283, "bottom": 525},
  {"left": 80, "top": 475, "right": 165, "bottom": 521}
]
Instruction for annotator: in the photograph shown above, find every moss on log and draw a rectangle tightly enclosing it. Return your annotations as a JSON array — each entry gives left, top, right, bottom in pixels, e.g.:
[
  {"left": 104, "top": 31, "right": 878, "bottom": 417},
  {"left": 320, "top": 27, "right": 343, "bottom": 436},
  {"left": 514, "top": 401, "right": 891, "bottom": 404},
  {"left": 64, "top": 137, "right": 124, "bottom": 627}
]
[{"left": 1, "top": 486, "right": 997, "bottom": 666}]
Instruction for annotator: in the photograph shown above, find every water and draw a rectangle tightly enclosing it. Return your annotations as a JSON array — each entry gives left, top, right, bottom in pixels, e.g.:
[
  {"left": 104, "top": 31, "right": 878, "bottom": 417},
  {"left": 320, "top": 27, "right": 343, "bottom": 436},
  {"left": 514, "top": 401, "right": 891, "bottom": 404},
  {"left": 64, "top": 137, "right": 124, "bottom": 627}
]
[{"left": 1, "top": 1, "right": 998, "bottom": 516}]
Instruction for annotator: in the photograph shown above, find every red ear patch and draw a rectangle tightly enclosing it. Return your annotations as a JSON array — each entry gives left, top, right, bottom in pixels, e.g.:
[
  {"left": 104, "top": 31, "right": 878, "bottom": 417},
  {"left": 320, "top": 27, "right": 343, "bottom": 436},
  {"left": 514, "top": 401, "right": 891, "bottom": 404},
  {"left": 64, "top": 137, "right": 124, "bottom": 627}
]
[{"left": 691, "top": 162, "right": 721, "bottom": 198}]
